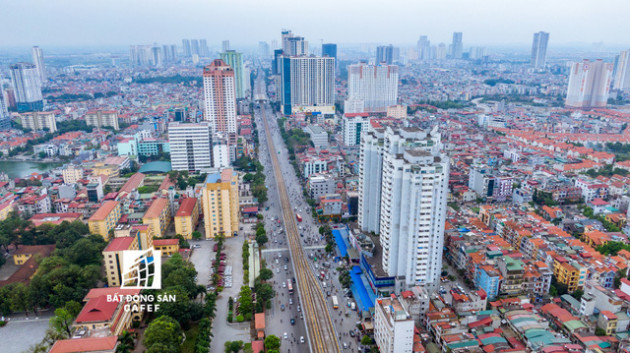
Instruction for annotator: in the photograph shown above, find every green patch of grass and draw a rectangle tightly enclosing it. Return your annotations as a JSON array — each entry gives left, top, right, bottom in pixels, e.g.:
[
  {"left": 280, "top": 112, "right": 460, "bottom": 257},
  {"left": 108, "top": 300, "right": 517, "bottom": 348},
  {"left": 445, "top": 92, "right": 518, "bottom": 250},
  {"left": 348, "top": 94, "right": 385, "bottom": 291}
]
[{"left": 181, "top": 323, "right": 200, "bottom": 353}]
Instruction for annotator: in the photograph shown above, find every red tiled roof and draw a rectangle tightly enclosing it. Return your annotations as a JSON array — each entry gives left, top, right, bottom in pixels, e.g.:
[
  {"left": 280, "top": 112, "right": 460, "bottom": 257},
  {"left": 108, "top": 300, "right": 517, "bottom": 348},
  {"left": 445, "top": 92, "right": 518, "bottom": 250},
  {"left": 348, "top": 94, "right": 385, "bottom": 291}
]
[
  {"left": 176, "top": 198, "right": 197, "bottom": 217},
  {"left": 84, "top": 287, "right": 140, "bottom": 301},
  {"left": 103, "top": 237, "right": 135, "bottom": 252},
  {"left": 89, "top": 200, "right": 119, "bottom": 221},
  {"left": 75, "top": 295, "right": 118, "bottom": 323},
  {"left": 154, "top": 238, "right": 179, "bottom": 246},
  {"left": 49, "top": 336, "right": 118, "bottom": 353}
]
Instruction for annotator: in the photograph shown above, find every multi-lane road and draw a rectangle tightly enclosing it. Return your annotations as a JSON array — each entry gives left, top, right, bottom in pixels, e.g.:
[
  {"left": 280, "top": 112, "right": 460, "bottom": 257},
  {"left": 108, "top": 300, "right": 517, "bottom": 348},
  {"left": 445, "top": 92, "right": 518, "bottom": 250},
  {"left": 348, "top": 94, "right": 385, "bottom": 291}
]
[{"left": 257, "top": 98, "right": 341, "bottom": 352}]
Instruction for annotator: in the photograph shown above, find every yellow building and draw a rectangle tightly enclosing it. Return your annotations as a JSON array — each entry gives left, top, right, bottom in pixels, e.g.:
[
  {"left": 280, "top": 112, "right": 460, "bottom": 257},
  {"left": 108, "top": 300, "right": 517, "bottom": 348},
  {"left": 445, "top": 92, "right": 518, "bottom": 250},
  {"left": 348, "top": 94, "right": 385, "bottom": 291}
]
[
  {"left": 102, "top": 237, "right": 138, "bottom": 287},
  {"left": 91, "top": 164, "right": 120, "bottom": 178},
  {"left": 553, "top": 257, "right": 583, "bottom": 292},
  {"left": 202, "top": 169, "right": 240, "bottom": 239},
  {"left": 174, "top": 197, "right": 199, "bottom": 239},
  {"left": 153, "top": 238, "right": 180, "bottom": 256},
  {"left": 142, "top": 198, "right": 170, "bottom": 238},
  {"left": 598, "top": 311, "right": 618, "bottom": 335},
  {"left": 13, "top": 244, "right": 55, "bottom": 265},
  {"left": 88, "top": 200, "right": 121, "bottom": 239},
  {"left": 0, "top": 200, "right": 14, "bottom": 221}
]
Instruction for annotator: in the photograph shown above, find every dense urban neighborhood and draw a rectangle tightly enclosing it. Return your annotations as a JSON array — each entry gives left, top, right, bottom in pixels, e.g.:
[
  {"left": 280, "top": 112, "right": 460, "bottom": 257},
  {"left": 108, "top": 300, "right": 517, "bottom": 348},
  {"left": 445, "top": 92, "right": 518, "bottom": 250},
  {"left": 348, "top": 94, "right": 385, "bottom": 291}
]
[{"left": 1, "top": 13, "right": 630, "bottom": 353}]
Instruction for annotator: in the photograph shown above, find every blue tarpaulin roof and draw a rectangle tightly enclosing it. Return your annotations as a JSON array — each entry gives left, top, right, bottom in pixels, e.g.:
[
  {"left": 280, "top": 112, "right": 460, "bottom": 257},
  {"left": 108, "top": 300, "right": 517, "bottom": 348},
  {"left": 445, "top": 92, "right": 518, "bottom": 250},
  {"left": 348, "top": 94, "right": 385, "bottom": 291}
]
[
  {"left": 350, "top": 266, "right": 374, "bottom": 312},
  {"left": 333, "top": 228, "right": 348, "bottom": 257}
]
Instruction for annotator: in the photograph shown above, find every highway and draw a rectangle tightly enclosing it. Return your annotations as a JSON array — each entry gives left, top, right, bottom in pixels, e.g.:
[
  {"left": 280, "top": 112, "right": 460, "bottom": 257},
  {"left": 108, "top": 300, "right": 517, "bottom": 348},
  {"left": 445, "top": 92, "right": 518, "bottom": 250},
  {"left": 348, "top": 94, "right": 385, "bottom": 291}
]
[{"left": 258, "top": 99, "right": 341, "bottom": 353}]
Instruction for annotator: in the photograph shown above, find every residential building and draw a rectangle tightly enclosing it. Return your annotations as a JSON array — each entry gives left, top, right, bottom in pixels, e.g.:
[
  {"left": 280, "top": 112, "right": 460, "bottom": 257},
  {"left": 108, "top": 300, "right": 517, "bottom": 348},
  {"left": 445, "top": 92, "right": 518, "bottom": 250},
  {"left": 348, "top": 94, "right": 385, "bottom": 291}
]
[
  {"left": 358, "top": 127, "right": 385, "bottom": 233},
  {"left": 475, "top": 265, "right": 502, "bottom": 300},
  {"left": 142, "top": 198, "right": 170, "bottom": 238},
  {"left": 497, "top": 256, "right": 524, "bottom": 297},
  {"left": 565, "top": 59, "right": 613, "bottom": 108},
  {"left": 72, "top": 288, "right": 140, "bottom": 339},
  {"left": 376, "top": 45, "right": 395, "bottom": 65},
  {"left": 220, "top": 50, "right": 246, "bottom": 99},
  {"left": 85, "top": 110, "right": 120, "bottom": 130},
  {"left": 361, "top": 126, "right": 448, "bottom": 288},
  {"left": 598, "top": 311, "right": 618, "bottom": 336},
  {"left": 203, "top": 59, "right": 237, "bottom": 134},
  {"left": 10, "top": 62, "right": 43, "bottom": 112},
  {"left": 20, "top": 112, "right": 56, "bottom": 132},
  {"left": 168, "top": 122, "right": 214, "bottom": 172},
  {"left": 374, "top": 296, "right": 414, "bottom": 353},
  {"left": 342, "top": 114, "right": 370, "bottom": 146},
  {"left": 62, "top": 164, "right": 84, "bottom": 184},
  {"left": 417, "top": 36, "right": 431, "bottom": 60},
  {"left": 281, "top": 30, "right": 308, "bottom": 56},
  {"left": 613, "top": 49, "right": 630, "bottom": 91},
  {"left": 153, "top": 238, "right": 179, "bottom": 256},
  {"left": 49, "top": 336, "right": 119, "bottom": 353},
  {"left": 304, "top": 125, "right": 328, "bottom": 149},
  {"left": 31, "top": 46, "right": 46, "bottom": 82},
  {"left": 175, "top": 197, "right": 199, "bottom": 239},
  {"left": 102, "top": 237, "right": 138, "bottom": 287},
  {"left": 531, "top": 31, "right": 549, "bottom": 69},
  {"left": 553, "top": 256, "right": 585, "bottom": 292},
  {"left": 345, "top": 63, "right": 399, "bottom": 113},
  {"left": 451, "top": 32, "right": 463, "bottom": 59},
  {"left": 308, "top": 174, "right": 336, "bottom": 201},
  {"left": 0, "top": 91, "right": 10, "bottom": 130},
  {"left": 202, "top": 169, "right": 240, "bottom": 238},
  {"left": 88, "top": 201, "right": 121, "bottom": 239},
  {"left": 279, "top": 56, "right": 335, "bottom": 115},
  {"left": 322, "top": 43, "right": 337, "bottom": 59}
]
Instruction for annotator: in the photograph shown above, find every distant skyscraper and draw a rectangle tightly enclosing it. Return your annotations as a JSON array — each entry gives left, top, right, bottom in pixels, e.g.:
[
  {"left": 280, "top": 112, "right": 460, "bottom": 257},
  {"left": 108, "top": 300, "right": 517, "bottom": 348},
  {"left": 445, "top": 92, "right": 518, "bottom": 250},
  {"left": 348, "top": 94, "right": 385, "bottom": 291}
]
[
  {"left": 130, "top": 45, "right": 152, "bottom": 66},
  {"left": 200, "top": 39, "right": 210, "bottom": 57},
  {"left": 281, "top": 30, "right": 308, "bottom": 56},
  {"left": 279, "top": 56, "right": 335, "bottom": 115},
  {"left": 150, "top": 46, "right": 162, "bottom": 67},
  {"left": 451, "top": 32, "right": 463, "bottom": 59},
  {"left": 168, "top": 122, "right": 214, "bottom": 172},
  {"left": 10, "top": 63, "right": 43, "bottom": 112},
  {"left": 220, "top": 50, "right": 245, "bottom": 99},
  {"left": 0, "top": 92, "right": 10, "bottom": 130},
  {"left": 258, "top": 41, "right": 270, "bottom": 57},
  {"left": 566, "top": 59, "right": 613, "bottom": 108},
  {"left": 359, "top": 126, "right": 448, "bottom": 288},
  {"left": 191, "top": 39, "right": 200, "bottom": 56},
  {"left": 531, "top": 31, "right": 549, "bottom": 69},
  {"left": 613, "top": 49, "right": 630, "bottom": 91},
  {"left": 322, "top": 43, "right": 337, "bottom": 59},
  {"left": 31, "top": 46, "right": 46, "bottom": 82},
  {"left": 436, "top": 43, "right": 447, "bottom": 60},
  {"left": 203, "top": 59, "right": 237, "bottom": 134},
  {"left": 376, "top": 45, "right": 395, "bottom": 64},
  {"left": 182, "top": 39, "right": 192, "bottom": 57},
  {"left": 417, "top": 36, "right": 431, "bottom": 60},
  {"left": 345, "top": 63, "right": 399, "bottom": 113},
  {"left": 272, "top": 49, "right": 284, "bottom": 75},
  {"left": 222, "top": 40, "right": 230, "bottom": 52}
]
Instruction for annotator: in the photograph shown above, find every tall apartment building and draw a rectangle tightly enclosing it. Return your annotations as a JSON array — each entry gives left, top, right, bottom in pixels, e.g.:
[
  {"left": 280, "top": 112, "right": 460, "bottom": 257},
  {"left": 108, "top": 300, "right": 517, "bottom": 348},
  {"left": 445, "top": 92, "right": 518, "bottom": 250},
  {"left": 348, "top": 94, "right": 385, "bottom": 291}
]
[
  {"left": 85, "top": 110, "right": 119, "bottom": 130},
  {"left": 222, "top": 40, "right": 230, "bottom": 52},
  {"left": 531, "top": 31, "right": 549, "bottom": 69},
  {"left": 31, "top": 46, "right": 46, "bottom": 82},
  {"left": 174, "top": 197, "right": 200, "bottom": 239},
  {"left": 202, "top": 169, "right": 239, "bottom": 238},
  {"left": 376, "top": 45, "right": 395, "bottom": 65},
  {"left": 88, "top": 201, "right": 121, "bottom": 239},
  {"left": 345, "top": 63, "right": 399, "bottom": 113},
  {"left": 322, "top": 43, "right": 337, "bottom": 59},
  {"left": 566, "top": 59, "right": 613, "bottom": 108},
  {"left": 279, "top": 56, "right": 335, "bottom": 115},
  {"left": 613, "top": 49, "right": 630, "bottom": 91},
  {"left": 0, "top": 92, "right": 11, "bottom": 130},
  {"left": 62, "top": 164, "right": 84, "bottom": 184},
  {"left": 203, "top": 59, "right": 237, "bottom": 134},
  {"left": 417, "top": 36, "right": 431, "bottom": 60},
  {"left": 451, "top": 32, "right": 463, "bottom": 59},
  {"left": 191, "top": 39, "right": 200, "bottom": 56},
  {"left": 142, "top": 198, "right": 170, "bottom": 238},
  {"left": 20, "top": 112, "right": 56, "bottom": 132},
  {"left": 199, "top": 39, "right": 209, "bottom": 57},
  {"left": 102, "top": 236, "right": 139, "bottom": 287},
  {"left": 374, "top": 296, "right": 414, "bottom": 353},
  {"left": 281, "top": 30, "right": 308, "bottom": 56},
  {"left": 220, "top": 50, "right": 246, "bottom": 99},
  {"left": 359, "top": 126, "right": 448, "bottom": 288},
  {"left": 342, "top": 114, "right": 370, "bottom": 146},
  {"left": 10, "top": 63, "right": 43, "bottom": 112},
  {"left": 168, "top": 122, "right": 214, "bottom": 172},
  {"left": 182, "top": 39, "right": 192, "bottom": 57},
  {"left": 436, "top": 43, "right": 447, "bottom": 60}
]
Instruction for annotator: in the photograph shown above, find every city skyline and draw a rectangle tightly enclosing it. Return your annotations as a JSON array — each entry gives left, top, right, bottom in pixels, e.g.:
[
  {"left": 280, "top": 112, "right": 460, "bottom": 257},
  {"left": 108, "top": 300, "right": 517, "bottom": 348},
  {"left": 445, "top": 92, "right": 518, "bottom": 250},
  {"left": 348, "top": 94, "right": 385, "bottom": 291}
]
[{"left": 1, "top": 0, "right": 630, "bottom": 48}]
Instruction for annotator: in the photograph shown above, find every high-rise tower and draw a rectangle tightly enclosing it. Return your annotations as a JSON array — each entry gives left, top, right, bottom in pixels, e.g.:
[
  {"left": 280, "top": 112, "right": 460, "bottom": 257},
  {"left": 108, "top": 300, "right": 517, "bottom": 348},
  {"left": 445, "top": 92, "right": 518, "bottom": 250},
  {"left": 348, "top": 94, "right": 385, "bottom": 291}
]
[
  {"left": 220, "top": 50, "right": 245, "bottom": 99},
  {"left": 451, "top": 32, "right": 463, "bottom": 59},
  {"left": 566, "top": 59, "right": 613, "bottom": 108},
  {"left": 345, "top": 63, "right": 398, "bottom": 113},
  {"left": 279, "top": 56, "right": 335, "bottom": 115},
  {"left": 203, "top": 59, "right": 237, "bottom": 134},
  {"left": 10, "top": 63, "right": 43, "bottom": 112},
  {"left": 31, "top": 46, "right": 46, "bottom": 82},
  {"left": 531, "top": 31, "right": 550, "bottom": 69},
  {"left": 613, "top": 49, "right": 630, "bottom": 91}
]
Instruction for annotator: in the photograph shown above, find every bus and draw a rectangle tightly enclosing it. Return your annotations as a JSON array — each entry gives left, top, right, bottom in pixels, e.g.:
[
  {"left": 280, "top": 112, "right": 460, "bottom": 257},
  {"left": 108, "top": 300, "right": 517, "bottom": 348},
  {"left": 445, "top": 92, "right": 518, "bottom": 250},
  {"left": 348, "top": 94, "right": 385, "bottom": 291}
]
[
  {"left": 296, "top": 214, "right": 302, "bottom": 222},
  {"left": 287, "top": 279, "right": 293, "bottom": 295},
  {"left": 331, "top": 295, "right": 339, "bottom": 309}
]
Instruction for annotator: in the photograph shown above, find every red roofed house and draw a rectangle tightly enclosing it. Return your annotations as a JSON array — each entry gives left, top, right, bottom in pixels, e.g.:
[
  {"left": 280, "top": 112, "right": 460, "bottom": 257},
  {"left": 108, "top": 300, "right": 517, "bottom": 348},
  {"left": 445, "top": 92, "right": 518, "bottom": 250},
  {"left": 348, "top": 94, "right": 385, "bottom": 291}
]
[
  {"left": 153, "top": 238, "right": 179, "bottom": 256},
  {"left": 73, "top": 287, "right": 140, "bottom": 338},
  {"left": 49, "top": 336, "right": 118, "bottom": 353}
]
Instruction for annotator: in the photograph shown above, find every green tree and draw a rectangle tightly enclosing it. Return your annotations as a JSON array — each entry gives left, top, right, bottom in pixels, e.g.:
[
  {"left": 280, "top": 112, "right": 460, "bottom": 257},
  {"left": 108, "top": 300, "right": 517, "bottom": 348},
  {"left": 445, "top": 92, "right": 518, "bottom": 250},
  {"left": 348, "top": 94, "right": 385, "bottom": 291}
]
[
  {"left": 361, "top": 335, "right": 372, "bottom": 346},
  {"left": 192, "top": 231, "right": 202, "bottom": 240},
  {"left": 49, "top": 302, "right": 81, "bottom": 337},
  {"left": 259, "top": 268, "right": 274, "bottom": 281},
  {"left": 264, "top": 335, "right": 281, "bottom": 351},
  {"left": 143, "top": 315, "right": 182, "bottom": 352}
]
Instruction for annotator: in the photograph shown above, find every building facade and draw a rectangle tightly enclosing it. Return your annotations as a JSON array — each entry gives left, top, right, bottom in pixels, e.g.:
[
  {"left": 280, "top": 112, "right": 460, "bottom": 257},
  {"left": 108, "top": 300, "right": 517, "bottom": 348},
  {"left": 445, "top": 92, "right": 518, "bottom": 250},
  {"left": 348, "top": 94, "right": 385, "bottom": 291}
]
[
  {"left": 203, "top": 59, "right": 237, "bottom": 134},
  {"left": 374, "top": 296, "right": 414, "bottom": 353},
  {"left": 88, "top": 201, "right": 121, "bottom": 239},
  {"left": 342, "top": 114, "right": 370, "bottom": 146},
  {"left": 168, "top": 122, "right": 214, "bottom": 172},
  {"left": 346, "top": 63, "right": 399, "bottom": 113},
  {"left": 20, "top": 112, "right": 56, "bottom": 132},
  {"left": 85, "top": 110, "right": 120, "bottom": 130},
  {"left": 10, "top": 63, "right": 43, "bottom": 112},
  {"left": 174, "top": 197, "right": 200, "bottom": 239},
  {"left": 531, "top": 31, "right": 549, "bottom": 69},
  {"left": 202, "top": 169, "right": 240, "bottom": 238},
  {"left": 566, "top": 59, "right": 613, "bottom": 108},
  {"left": 31, "top": 46, "right": 46, "bottom": 82},
  {"left": 220, "top": 50, "right": 246, "bottom": 99},
  {"left": 280, "top": 56, "right": 335, "bottom": 115},
  {"left": 613, "top": 49, "right": 630, "bottom": 91}
]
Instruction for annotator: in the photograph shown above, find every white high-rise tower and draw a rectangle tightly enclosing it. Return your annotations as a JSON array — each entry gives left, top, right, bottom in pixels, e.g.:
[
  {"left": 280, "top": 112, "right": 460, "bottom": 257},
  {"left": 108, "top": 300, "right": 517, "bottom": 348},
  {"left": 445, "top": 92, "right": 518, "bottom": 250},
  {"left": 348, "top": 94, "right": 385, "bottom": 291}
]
[
  {"left": 531, "top": 32, "right": 549, "bottom": 69},
  {"left": 566, "top": 59, "right": 613, "bottom": 108},
  {"left": 31, "top": 46, "right": 46, "bottom": 82},
  {"left": 613, "top": 49, "right": 630, "bottom": 91},
  {"left": 345, "top": 63, "right": 399, "bottom": 113}
]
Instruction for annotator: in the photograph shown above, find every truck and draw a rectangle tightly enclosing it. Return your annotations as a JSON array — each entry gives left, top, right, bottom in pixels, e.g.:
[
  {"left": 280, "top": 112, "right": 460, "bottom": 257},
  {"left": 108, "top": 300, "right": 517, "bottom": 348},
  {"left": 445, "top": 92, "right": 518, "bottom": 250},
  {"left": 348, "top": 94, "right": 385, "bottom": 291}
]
[
  {"left": 296, "top": 214, "right": 302, "bottom": 222},
  {"left": 331, "top": 295, "right": 339, "bottom": 309}
]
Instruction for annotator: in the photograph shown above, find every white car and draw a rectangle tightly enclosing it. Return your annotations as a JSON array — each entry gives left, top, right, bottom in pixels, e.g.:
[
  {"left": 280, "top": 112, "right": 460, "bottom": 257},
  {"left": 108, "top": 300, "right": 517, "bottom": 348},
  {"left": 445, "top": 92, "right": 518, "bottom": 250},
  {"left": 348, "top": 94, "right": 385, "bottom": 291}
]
[
  {"left": 300, "top": 336, "right": 305, "bottom": 344},
  {"left": 282, "top": 282, "right": 286, "bottom": 288},
  {"left": 283, "top": 332, "right": 288, "bottom": 340}
]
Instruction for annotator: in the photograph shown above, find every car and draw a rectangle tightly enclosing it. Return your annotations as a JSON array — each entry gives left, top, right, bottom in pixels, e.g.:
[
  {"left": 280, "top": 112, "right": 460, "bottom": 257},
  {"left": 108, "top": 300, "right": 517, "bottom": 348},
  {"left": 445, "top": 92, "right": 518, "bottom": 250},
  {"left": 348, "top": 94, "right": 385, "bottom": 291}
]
[
  {"left": 193, "top": 244, "right": 201, "bottom": 248},
  {"left": 281, "top": 304, "right": 285, "bottom": 311},
  {"left": 284, "top": 265, "right": 288, "bottom": 270},
  {"left": 289, "top": 298, "right": 293, "bottom": 305},
  {"left": 343, "top": 342, "right": 348, "bottom": 349},
  {"left": 292, "top": 277, "right": 296, "bottom": 284},
  {"left": 349, "top": 331, "right": 355, "bottom": 337},
  {"left": 290, "top": 318, "right": 295, "bottom": 325},
  {"left": 276, "top": 268, "right": 280, "bottom": 273},
  {"left": 283, "top": 332, "right": 288, "bottom": 340},
  {"left": 297, "top": 305, "right": 301, "bottom": 312},
  {"left": 282, "top": 282, "right": 286, "bottom": 288},
  {"left": 300, "top": 336, "right": 305, "bottom": 344},
  {"left": 327, "top": 291, "right": 331, "bottom": 296},
  {"left": 285, "top": 257, "right": 289, "bottom": 263}
]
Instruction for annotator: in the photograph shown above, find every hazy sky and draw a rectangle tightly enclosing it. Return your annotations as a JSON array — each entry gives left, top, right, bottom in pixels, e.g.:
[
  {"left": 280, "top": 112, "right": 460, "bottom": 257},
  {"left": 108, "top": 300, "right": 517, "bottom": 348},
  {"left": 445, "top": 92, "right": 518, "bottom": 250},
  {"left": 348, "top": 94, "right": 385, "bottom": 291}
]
[{"left": 2, "top": 0, "right": 629, "bottom": 48}]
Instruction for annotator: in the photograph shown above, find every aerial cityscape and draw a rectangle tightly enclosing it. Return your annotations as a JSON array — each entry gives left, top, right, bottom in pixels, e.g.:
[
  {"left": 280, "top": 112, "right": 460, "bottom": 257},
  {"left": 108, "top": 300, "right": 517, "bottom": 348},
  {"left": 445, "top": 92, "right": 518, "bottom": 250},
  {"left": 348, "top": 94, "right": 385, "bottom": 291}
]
[{"left": 1, "top": 1, "right": 630, "bottom": 353}]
